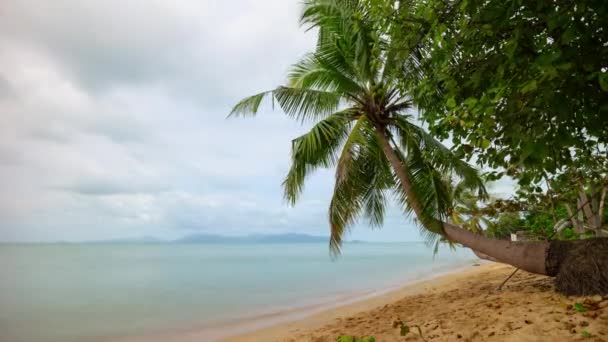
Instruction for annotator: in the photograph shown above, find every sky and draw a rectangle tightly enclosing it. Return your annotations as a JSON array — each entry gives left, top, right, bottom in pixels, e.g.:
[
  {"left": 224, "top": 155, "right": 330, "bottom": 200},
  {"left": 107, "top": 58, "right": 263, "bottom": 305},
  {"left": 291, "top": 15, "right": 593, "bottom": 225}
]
[{"left": 0, "top": 0, "right": 513, "bottom": 243}]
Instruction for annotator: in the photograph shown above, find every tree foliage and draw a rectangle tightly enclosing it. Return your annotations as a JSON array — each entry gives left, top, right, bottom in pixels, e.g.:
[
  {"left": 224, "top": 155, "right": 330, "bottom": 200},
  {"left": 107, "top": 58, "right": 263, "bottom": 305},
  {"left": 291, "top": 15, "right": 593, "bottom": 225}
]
[{"left": 390, "top": 0, "right": 608, "bottom": 187}]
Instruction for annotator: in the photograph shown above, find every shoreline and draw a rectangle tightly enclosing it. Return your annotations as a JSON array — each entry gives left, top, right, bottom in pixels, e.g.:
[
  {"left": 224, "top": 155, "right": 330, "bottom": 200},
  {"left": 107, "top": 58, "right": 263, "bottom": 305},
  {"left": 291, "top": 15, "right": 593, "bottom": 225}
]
[
  {"left": 218, "top": 261, "right": 486, "bottom": 341},
  {"left": 115, "top": 261, "right": 608, "bottom": 341},
  {"left": 113, "top": 260, "right": 488, "bottom": 342},
  {"left": 224, "top": 262, "right": 494, "bottom": 342}
]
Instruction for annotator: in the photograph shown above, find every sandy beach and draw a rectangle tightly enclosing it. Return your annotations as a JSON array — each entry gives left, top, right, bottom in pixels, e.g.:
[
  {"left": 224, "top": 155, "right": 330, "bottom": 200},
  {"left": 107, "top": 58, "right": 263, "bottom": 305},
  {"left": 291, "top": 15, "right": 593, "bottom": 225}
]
[{"left": 228, "top": 263, "right": 608, "bottom": 342}]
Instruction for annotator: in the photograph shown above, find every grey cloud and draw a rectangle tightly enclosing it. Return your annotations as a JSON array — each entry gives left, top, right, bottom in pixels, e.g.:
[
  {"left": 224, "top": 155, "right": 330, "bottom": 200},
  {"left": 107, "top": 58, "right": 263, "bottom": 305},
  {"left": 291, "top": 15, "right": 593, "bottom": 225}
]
[
  {"left": 0, "top": 0, "right": 314, "bottom": 106},
  {"left": 1, "top": 1, "right": 190, "bottom": 88},
  {"left": 85, "top": 115, "right": 150, "bottom": 144},
  {"left": 28, "top": 125, "right": 75, "bottom": 144},
  {"left": 0, "top": 145, "right": 25, "bottom": 166},
  {"left": 55, "top": 180, "right": 169, "bottom": 196},
  {"left": 0, "top": 76, "right": 13, "bottom": 99}
]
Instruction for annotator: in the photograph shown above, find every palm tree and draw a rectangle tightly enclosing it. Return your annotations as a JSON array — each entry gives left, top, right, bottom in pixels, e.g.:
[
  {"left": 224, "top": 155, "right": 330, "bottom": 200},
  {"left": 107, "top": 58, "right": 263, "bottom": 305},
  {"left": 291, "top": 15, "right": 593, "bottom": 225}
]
[
  {"left": 229, "top": 0, "right": 607, "bottom": 294},
  {"left": 232, "top": 0, "right": 484, "bottom": 250}
]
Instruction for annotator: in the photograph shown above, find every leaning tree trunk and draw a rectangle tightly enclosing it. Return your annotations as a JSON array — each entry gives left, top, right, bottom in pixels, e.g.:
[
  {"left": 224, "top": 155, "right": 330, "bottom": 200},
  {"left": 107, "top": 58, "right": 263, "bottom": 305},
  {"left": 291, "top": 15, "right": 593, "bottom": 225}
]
[{"left": 375, "top": 127, "right": 608, "bottom": 295}]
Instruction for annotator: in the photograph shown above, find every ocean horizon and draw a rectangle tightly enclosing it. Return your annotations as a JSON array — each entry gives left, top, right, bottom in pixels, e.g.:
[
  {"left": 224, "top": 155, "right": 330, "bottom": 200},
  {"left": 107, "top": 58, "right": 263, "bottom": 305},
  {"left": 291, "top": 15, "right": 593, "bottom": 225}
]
[{"left": 0, "top": 242, "right": 477, "bottom": 341}]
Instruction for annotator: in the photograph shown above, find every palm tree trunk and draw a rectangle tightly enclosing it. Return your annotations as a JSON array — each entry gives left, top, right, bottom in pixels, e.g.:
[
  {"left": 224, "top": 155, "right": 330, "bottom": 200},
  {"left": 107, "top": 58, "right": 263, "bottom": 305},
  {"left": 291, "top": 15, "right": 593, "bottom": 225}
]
[
  {"left": 441, "top": 223, "right": 548, "bottom": 274},
  {"left": 374, "top": 127, "right": 549, "bottom": 275}
]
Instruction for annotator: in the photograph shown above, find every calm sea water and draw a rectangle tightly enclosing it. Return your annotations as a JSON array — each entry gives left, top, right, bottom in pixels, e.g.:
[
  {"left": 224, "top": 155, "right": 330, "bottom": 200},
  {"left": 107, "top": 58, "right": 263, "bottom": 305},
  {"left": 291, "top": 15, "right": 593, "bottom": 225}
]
[{"left": 0, "top": 242, "right": 476, "bottom": 341}]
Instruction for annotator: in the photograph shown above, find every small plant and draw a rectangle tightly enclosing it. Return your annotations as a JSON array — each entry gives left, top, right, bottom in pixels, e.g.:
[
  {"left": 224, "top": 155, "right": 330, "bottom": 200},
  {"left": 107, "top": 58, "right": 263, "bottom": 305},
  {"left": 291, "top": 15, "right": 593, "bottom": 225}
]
[
  {"left": 358, "top": 338, "right": 375, "bottom": 342},
  {"left": 580, "top": 330, "right": 592, "bottom": 338},
  {"left": 337, "top": 336, "right": 354, "bottom": 342},
  {"left": 574, "top": 302, "right": 587, "bottom": 312},
  {"left": 393, "top": 319, "right": 426, "bottom": 341}
]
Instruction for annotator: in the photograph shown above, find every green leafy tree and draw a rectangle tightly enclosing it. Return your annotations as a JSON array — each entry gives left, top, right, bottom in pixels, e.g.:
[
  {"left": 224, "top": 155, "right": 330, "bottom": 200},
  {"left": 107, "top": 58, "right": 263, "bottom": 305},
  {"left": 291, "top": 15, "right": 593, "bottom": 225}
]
[
  {"left": 399, "top": 0, "right": 608, "bottom": 187},
  {"left": 449, "top": 186, "right": 491, "bottom": 235},
  {"left": 486, "top": 212, "right": 522, "bottom": 240},
  {"left": 384, "top": 0, "right": 608, "bottom": 294},
  {"left": 230, "top": 0, "right": 608, "bottom": 295}
]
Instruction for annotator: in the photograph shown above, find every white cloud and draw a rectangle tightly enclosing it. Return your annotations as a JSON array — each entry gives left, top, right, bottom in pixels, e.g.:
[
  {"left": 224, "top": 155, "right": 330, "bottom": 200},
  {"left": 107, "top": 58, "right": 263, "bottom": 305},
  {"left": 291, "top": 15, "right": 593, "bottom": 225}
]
[{"left": 0, "top": 0, "right": 420, "bottom": 243}]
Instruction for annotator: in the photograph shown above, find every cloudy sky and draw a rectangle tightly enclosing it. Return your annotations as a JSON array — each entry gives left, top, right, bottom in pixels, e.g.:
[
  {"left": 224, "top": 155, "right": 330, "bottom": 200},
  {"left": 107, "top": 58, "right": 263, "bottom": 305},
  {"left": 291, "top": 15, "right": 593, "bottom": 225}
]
[{"left": 1, "top": 0, "right": 507, "bottom": 243}]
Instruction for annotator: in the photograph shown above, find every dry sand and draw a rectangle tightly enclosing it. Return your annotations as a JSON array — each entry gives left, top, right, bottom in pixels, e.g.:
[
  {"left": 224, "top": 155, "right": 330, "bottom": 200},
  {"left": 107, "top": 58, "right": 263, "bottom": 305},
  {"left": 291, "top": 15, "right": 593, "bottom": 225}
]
[{"left": 228, "top": 263, "right": 608, "bottom": 342}]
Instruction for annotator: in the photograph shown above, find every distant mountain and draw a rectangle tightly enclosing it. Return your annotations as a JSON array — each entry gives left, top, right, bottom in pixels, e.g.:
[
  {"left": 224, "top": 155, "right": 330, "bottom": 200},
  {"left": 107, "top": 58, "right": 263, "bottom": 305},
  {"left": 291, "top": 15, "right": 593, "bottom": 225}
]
[
  {"left": 67, "top": 233, "right": 331, "bottom": 244},
  {"left": 175, "top": 233, "right": 329, "bottom": 244},
  {"left": 85, "top": 236, "right": 166, "bottom": 244}
]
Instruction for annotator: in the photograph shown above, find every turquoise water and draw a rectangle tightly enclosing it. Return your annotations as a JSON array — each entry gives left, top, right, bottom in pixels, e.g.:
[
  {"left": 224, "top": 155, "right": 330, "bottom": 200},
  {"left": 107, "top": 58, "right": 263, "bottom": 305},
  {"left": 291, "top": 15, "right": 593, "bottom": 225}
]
[{"left": 0, "top": 242, "right": 476, "bottom": 341}]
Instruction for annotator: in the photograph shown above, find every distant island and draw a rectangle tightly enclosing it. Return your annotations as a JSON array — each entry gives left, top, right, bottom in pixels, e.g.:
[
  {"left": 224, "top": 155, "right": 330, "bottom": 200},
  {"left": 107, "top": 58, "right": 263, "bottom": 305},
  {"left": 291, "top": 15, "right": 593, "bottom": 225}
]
[
  {"left": 71, "top": 233, "right": 334, "bottom": 244},
  {"left": 175, "top": 233, "right": 330, "bottom": 244}
]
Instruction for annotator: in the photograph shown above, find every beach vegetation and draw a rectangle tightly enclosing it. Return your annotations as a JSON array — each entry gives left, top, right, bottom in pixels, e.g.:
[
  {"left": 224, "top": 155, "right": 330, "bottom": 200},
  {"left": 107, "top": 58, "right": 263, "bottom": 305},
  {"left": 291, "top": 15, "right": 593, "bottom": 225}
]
[
  {"left": 395, "top": 320, "right": 425, "bottom": 340},
  {"left": 574, "top": 302, "right": 587, "bottom": 313}
]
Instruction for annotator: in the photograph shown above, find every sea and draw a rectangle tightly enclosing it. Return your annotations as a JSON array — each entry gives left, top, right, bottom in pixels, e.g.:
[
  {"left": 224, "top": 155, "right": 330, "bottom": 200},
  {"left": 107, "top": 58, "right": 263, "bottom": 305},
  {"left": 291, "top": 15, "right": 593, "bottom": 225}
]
[{"left": 0, "top": 242, "right": 476, "bottom": 341}]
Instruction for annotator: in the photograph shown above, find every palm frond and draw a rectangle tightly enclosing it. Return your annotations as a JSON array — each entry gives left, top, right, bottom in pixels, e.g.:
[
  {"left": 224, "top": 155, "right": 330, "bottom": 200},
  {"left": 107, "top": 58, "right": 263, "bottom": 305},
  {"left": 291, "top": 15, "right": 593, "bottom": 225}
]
[
  {"left": 301, "top": 0, "right": 378, "bottom": 83},
  {"left": 229, "top": 91, "right": 274, "bottom": 118},
  {"left": 335, "top": 115, "right": 366, "bottom": 183},
  {"left": 229, "top": 87, "right": 342, "bottom": 122},
  {"left": 288, "top": 49, "right": 363, "bottom": 94},
  {"left": 388, "top": 116, "right": 489, "bottom": 248},
  {"left": 274, "top": 87, "right": 343, "bottom": 122},
  {"left": 300, "top": 0, "right": 359, "bottom": 35},
  {"left": 328, "top": 115, "right": 393, "bottom": 254},
  {"left": 363, "top": 186, "right": 387, "bottom": 228},
  {"left": 283, "top": 110, "right": 356, "bottom": 204},
  {"left": 393, "top": 150, "right": 451, "bottom": 247},
  {"left": 392, "top": 115, "right": 487, "bottom": 199}
]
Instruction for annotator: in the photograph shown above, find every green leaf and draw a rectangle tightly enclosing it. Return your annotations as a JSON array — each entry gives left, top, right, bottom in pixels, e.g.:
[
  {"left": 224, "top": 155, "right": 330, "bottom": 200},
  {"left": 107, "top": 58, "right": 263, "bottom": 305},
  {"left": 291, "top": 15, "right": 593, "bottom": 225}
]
[
  {"left": 400, "top": 324, "right": 410, "bottom": 336},
  {"left": 574, "top": 302, "right": 586, "bottom": 312},
  {"left": 355, "top": 337, "right": 375, "bottom": 342},
  {"left": 337, "top": 336, "right": 355, "bottom": 342},
  {"left": 561, "top": 27, "right": 577, "bottom": 44},
  {"left": 463, "top": 97, "right": 478, "bottom": 108},
  {"left": 423, "top": 8, "right": 435, "bottom": 22},
  {"left": 599, "top": 73, "right": 608, "bottom": 92},
  {"left": 520, "top": 80, "right": 537, "bottom": 94},
  {"left": 446, "top": 97, "right": 457, "bottom": 108}
]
